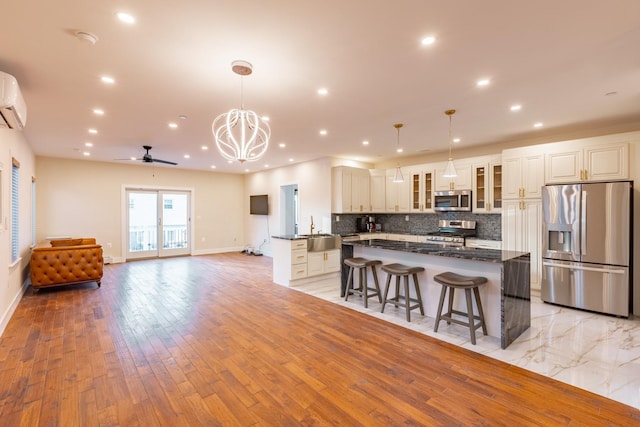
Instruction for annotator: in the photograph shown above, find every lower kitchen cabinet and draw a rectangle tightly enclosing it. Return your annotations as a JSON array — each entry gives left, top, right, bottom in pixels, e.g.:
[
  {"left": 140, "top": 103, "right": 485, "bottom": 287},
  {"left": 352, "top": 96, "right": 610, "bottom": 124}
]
[
  {"left": 502, "top": 199, "right": 542, "bottom": 290},
  {"left": 307, "top": 250, "right": 341, "bottom": 276}
]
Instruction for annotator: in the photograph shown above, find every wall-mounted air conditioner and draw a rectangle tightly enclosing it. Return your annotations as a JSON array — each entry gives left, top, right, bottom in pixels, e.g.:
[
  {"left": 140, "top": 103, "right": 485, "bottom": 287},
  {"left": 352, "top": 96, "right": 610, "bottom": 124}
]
[{"left": 0, "top": 71, "right": 27, "bottom": 130}]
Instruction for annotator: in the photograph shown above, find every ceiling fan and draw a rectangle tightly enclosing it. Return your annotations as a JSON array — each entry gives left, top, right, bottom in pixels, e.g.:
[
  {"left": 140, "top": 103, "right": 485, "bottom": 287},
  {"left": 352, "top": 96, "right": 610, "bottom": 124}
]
[{"left": 129, "top": 145, "right": 178, "bottom": 165}]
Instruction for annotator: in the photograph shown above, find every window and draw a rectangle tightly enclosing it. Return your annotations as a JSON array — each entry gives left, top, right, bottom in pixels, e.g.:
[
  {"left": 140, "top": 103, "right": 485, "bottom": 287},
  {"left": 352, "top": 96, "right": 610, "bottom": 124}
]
[{"left": 11, "top": 158, "right": 20, "bottom": 262}]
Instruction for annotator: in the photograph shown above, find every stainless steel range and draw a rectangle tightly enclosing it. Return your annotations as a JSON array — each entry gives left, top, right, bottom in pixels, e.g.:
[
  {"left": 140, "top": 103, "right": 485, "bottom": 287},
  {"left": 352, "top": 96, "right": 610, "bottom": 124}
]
[{"left": 424, "top": 220, "right": 477, "bottom": 247}]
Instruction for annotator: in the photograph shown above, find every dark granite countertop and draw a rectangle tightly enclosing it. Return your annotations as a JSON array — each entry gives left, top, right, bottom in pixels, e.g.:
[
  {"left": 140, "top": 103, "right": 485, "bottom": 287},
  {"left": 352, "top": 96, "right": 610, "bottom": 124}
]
[
  {"left": 343, "top": 239, "right": 528, "bottom": 263},
  {"left": 272, "top": 235, "right": 311, "bottom": 240}
]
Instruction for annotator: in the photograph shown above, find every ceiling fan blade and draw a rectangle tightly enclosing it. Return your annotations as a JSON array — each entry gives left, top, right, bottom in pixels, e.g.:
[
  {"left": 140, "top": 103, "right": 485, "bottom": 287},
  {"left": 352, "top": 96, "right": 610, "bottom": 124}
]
[{"left": 152, "top": 158, "right": 178, "bottom": 165}]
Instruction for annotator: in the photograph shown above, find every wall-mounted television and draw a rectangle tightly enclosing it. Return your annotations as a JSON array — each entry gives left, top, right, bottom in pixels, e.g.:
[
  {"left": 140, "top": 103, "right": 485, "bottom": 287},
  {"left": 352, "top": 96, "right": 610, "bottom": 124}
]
[{"left": 250, "top": 194, "right": 269, "bottom": 215}]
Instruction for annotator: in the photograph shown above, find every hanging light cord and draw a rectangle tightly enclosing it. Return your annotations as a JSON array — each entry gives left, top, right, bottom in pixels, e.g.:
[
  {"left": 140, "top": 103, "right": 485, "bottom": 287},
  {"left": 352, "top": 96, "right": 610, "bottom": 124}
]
[{"left": 448, "top": 112, "right": 453, "bottom": 159}]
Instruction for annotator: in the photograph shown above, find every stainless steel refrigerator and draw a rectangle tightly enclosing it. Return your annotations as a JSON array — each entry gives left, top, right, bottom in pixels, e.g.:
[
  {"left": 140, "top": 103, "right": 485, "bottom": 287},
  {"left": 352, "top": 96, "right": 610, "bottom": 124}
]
[{"left": 541, "top": 181, "right": 633, "bottom": 317}]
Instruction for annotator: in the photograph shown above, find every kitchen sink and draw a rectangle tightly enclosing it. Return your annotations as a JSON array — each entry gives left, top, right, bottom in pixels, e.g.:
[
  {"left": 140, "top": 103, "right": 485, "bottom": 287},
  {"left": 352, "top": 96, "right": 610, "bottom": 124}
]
[{"left": 299, "top": 234, "right": 341, "bottom": 252}]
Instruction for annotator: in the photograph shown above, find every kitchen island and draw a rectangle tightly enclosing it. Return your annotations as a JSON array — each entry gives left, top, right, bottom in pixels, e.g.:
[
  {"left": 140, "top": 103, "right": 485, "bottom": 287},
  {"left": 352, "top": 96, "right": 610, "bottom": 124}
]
[{"left": 342, "top": 239, "right": 530, "bottom": 349}]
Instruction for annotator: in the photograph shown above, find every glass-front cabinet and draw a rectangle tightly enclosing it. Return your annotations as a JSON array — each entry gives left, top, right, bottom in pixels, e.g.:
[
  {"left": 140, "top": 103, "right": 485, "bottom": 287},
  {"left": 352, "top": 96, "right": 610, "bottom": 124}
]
[
  {"left": 408, "top": 165, "right": 434, "bottom": 213},
  {"left": 472, "top": 155, "right": 502, "bottom": 213}
]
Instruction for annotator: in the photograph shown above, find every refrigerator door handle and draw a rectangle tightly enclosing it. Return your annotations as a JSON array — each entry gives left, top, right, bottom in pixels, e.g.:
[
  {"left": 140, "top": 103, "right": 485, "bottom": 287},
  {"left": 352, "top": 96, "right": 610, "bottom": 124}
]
[
  {"left": 543, "top": 262, "right": 626, "bottom": 275},
  {"left": 581, "top": 190, "right": 587, "bottom": 256}
]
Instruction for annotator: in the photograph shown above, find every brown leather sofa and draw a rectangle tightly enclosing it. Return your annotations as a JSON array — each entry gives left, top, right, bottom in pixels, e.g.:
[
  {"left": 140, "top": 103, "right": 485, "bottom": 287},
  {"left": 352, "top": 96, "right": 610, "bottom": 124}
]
[{"left": 30, "top": 238, "right": 104, "bottom": 291}]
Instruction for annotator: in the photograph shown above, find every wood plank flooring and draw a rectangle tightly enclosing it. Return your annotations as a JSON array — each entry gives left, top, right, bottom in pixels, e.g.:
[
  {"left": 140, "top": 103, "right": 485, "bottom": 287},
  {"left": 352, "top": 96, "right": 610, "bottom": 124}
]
[{"left": 1, "top": 252, "right": 639, "bottom": 426}]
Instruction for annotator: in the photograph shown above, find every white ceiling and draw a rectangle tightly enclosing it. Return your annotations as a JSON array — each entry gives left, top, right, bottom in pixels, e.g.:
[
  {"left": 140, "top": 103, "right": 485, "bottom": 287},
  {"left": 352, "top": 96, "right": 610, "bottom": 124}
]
[{"left": 2, "top": 1, "right": 640, "bottom": 173}]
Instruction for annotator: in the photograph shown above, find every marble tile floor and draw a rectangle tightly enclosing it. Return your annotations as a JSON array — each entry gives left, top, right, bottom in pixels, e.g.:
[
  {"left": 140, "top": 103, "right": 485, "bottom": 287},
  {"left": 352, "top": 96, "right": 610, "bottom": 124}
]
[{"left": 293, "top": 278, "right": 640, "bottom": 410}]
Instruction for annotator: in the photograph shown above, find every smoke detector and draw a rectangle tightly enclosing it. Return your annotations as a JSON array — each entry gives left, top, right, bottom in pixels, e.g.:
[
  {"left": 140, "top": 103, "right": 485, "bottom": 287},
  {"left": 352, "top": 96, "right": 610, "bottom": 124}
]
[{"left": 75, "top": 31, "right": 98, "bottom": 45}]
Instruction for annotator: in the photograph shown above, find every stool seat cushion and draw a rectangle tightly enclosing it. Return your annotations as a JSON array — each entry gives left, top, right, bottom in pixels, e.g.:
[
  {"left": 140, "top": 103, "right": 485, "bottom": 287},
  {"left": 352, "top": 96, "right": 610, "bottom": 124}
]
[
  {"left": 344, "top": 257, "right": 382, "bottom": 268},
  {"left": 434, "top": 271, "right": 487, "bottom": 288},
  {"left": 381, "top": 263, "right": 425, "bottom": 275}
]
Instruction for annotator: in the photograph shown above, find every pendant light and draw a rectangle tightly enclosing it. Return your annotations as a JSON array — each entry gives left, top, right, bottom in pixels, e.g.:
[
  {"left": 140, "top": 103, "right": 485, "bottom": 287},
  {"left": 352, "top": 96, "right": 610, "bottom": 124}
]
[
  {"left": 443, "top": 109, "right": 458, "bottom": 178},
  {"left": 212, "top": 60, "right": 270, "bottom": 163},
  {"left": 393, "top": 123, "right": 404, "bottom": 183}
]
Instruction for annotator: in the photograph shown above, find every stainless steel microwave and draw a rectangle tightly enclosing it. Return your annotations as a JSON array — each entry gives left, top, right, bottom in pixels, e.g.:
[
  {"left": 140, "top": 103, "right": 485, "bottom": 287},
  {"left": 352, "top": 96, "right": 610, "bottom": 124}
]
[{"left": 434, "top": 190, "right": 472, "bottom": 212}]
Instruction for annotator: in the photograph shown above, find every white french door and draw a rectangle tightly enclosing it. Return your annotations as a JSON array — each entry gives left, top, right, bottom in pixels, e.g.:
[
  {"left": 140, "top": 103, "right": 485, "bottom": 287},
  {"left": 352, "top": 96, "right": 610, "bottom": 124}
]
[{"left": 126, "top": 190, "right": 191, "bottom": 259}]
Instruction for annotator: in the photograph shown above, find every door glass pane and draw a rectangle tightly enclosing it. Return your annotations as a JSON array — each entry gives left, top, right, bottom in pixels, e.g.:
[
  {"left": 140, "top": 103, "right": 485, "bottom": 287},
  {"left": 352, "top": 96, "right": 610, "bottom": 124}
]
[
  {"left": 162, "top": 193, "right": 188, "bottom": 249},
  {"left": 129, "top": 192, "right": 158, "bottom": 252}
]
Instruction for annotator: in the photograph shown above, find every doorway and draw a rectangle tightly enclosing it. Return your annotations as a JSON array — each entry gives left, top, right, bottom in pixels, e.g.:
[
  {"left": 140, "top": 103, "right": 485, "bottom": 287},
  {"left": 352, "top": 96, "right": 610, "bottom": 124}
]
[
  {"left": 280, "top": 184, "right": 299, "bottom": 235},
  {"left": 126, "top": 189, "right": 191, "bottom": 259}
]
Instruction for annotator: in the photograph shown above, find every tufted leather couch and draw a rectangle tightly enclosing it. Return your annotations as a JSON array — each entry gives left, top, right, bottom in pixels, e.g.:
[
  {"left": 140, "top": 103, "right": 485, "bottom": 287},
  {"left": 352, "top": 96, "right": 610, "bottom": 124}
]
[{"left": 30, "top": 238, "right": 104, "bottom": 291}]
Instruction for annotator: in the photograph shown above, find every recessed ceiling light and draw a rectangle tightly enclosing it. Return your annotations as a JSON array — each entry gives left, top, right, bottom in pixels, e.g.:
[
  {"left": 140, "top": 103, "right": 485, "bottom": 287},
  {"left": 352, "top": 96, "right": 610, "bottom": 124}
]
[
  {"left": 453, "top": 138, "right": 461, "bottom": 143},
  {"left": 362, "top": 140, "right": 369, "bottom": 146},
  {"left": 264, "top": 164, "right": 269, "bottom": 168},
  {"left": 184, "top": 154, "right": 190, "bottom": 159},
  {"left": 130, "top": 157, "right": 136, "bottom": 161},
  {"left": 93, "top": 108, "right": 104, "bottom": 115},
  {"left": 476, "top": 78, "right": 491, "bottom": 87},
  {"left": 262, "top": 116, "right": 270, "bottom": 122},
  {"left": 244, "top": 169, "right": 250, "bottom": 173},
  {"left": 534, "top": 122, "right": 544, "bottom": 128},
  {"left": 319, "top": 129, "right": 328, "bottom": 135},
  {"left": 88, "top": 128, "right": 98, "bottom": 134},
  {"left": 82, "top": 152, "right": 90, "bottom": 156},
  {"left": 100, "top": 76, "right": 115, "bottom": 84},
  {"left": 317, "top": 88, "right": 328, "bottom": 95},
  {"left": 288, "top": 158, "right": 294, "bottom": 162},
  {"left": 85, "top": 142, "right": 93, "bottom": 147},
  {"left": 168, "top": 122, "right": 178, "bottom": 129},
  {"left": 227, "top": 160, "right": 233, "bottom": 164},
  {"left": 396, "top": 148, "right": 403, "bottom": 153},
  {"left": 279, "top": 143, "right": 286, "bottom": 148},
  {"left": 201, "top": 145, "right": 208, "bottom": 150},
  {"left": 421, "top": 36, "right": 436, "bottom": 46},
  {"left": 117, "top": 12, "right": 136, "bottom": 24},
  {"left": 179, "top": 115, "right": 187, "bottom": 120},
  {"left": 210, "top": 165, "right": 216, "bottom": 169},
  {"left": 510, "top": 104, "right": 522, "bottom": 111}
]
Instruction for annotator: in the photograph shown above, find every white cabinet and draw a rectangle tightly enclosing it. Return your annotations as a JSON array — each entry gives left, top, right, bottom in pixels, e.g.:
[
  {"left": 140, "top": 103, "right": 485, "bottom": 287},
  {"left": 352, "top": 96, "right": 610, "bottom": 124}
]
[
  {"left": 408, "top": 165, "right": 435, "bottom": 212},
  {"left": 465, "top": 238, "right": 502, "bottom": 250},
  {"left": 435, "top": 162, "right": 472, "bottom": 191},
  {"left": 385, "top": 168, "right": 411, "bottom": 213},
  {"left": 369, "top": 169, "right": 386, "bottom": 213},
  {"left": 386, "top": 233, "right": 418, "bottom": 242},
  {"left": 545, "top": 141, "right": 628, "bottom": 183},
  {"left": 332, "top": 166, "right": 371, "bottom": 213},
  {"left": 502, "top": 150, "right": 544, "bottom": 199},
  {"left": 472, "top": 155, "right": 502, "bottom": 213},
  {"left": 273, "top": 239, "right": 308, "bottom": 286},
  {"left": 307, "top": 250, "right": 341, "bottom": 276},
  {"left": 502, "top": 199, "right": 542, "bottom": 289}
]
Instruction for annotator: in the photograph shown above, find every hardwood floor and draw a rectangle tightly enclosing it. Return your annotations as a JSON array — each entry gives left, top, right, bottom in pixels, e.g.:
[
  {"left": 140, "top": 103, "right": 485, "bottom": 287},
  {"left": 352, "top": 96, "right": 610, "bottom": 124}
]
[{"left": 1, "top": 253, "right": 639, "bottom": 426}]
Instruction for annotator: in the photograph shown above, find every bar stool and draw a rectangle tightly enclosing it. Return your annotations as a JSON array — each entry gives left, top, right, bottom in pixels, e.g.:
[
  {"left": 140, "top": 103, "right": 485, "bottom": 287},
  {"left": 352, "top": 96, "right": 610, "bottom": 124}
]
[
  {"left": 433, "top": 272, "right": 488, "bottom": 345},
  {"left": 344, "top": 257, "right": 382, "bottom": 308},
  {"left": 380, "top": 263, "right": 425, "bottom": 322}
]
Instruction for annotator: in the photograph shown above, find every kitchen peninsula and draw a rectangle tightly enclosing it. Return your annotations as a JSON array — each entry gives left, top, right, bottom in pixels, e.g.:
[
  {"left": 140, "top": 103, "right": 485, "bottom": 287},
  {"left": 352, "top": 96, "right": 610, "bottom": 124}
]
[{"left": 342, "top": 239, "right": 531, "bottom": 348}]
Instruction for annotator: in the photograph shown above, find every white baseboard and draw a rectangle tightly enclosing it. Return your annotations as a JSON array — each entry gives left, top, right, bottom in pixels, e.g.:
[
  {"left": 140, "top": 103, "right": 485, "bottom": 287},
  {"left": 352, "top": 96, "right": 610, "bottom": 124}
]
[
  {"left": 0, "top": 279, "right": 29, "bottom": 338},
  {"left": 191, "top": 246, "right": 247, "bottom": 256}
]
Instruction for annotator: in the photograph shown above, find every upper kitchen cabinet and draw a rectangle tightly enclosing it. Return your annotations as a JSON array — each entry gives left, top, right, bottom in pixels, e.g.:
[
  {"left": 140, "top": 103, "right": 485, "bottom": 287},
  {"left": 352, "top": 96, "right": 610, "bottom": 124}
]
[
  {"left": 435, "top": 161, "right": 472, "bottom": 191},
  {"left": 502, "top": 148, "right": 544, "bottom": 199},
  {"left": 545, "top": 139, "right": 629, "bottom": 184},
  {"left": 369, "top": 169, "right": 386, "bottom": 213},
  {"left": 332, "top": 166, "right": 371, "bottom": 213},
  {"left": 385, "top": 168, "right": 411, "bottom": 213},
  {"left": 407, "top": 165, "right": 434, "bottom": 213},
  {"left": 472, "top": 155, "right": 502, "bottom": 213}
]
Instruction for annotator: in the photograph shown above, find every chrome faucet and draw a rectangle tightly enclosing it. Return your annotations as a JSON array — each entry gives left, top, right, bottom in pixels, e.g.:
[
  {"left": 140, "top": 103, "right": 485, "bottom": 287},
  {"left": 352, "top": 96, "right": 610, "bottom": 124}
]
[{"left": 310, "top": 216, "right": 315, "bottom": 235}]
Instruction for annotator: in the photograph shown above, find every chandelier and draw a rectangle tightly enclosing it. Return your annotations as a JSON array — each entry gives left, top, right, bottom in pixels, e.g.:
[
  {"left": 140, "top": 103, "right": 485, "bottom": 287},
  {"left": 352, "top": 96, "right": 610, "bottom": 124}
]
[
  {"left": 212, "top": 60, "right": 270, "bottom": 163},
  {"left": 443, "top": 109, "right": 458, "bottom": 178}
]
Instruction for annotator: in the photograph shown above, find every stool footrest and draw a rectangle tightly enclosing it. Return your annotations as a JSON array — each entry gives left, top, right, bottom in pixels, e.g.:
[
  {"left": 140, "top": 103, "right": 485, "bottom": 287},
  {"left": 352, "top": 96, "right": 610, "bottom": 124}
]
[{"left": 439, "top": 309, "right": 484, "bottom": 331}]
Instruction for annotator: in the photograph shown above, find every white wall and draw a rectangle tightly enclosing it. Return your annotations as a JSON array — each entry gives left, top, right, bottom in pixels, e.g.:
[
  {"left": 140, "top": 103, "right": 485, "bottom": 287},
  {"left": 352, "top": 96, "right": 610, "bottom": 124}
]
[
  {"left": 0, "top": 128, "right": 36, "bottom": 335},
  {"left": 244, "top": 157, "right": 334, "bottom": 256},
  {"left": 36, "top": 157, "right": 245, "bottom": 261}
]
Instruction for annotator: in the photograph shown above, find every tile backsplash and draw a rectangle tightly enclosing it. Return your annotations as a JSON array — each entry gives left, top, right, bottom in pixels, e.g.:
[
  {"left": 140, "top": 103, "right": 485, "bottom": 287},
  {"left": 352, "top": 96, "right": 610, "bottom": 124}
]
[{"left": 332, "top": 212, "right": 502, "bottom": 240}]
